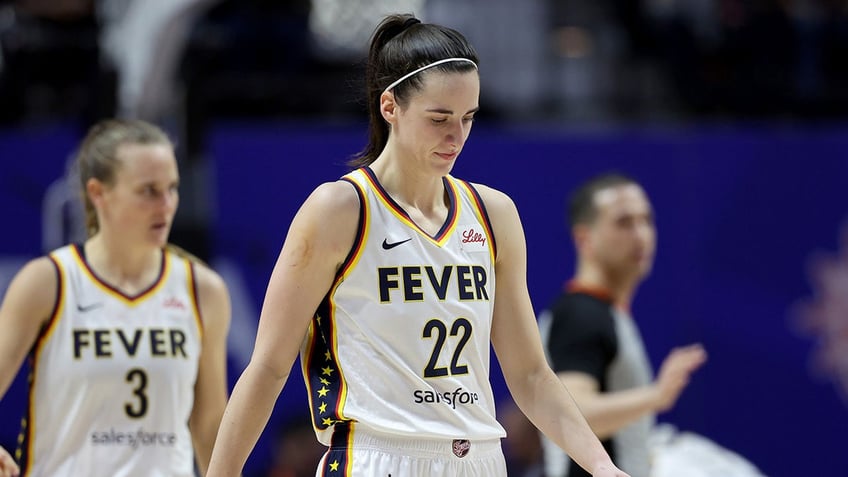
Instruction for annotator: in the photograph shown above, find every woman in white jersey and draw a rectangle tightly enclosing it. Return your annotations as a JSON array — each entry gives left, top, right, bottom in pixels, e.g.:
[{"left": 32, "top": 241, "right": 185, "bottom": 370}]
[
  {"left": 0, "top": 119, "right": 231, "bottom": 477},
  {"left": 207, "top": 14, "right": 629, "bottom": 477}
]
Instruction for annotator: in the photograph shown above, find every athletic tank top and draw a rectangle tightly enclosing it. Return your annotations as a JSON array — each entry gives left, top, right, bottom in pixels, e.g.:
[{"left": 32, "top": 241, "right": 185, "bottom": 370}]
[
  {"left": 19, "top": 244, "right": 203, "bottom": 477},
  {"left": 302, "top": 167, "right": 506, "bottom": 445}
]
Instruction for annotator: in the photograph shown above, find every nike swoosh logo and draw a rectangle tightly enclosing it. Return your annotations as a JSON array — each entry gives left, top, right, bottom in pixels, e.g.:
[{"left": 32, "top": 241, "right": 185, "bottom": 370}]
[
  {"left": 77, "top": 303, "right": 103, "bottom": 312},
  {"left": 381, "top": 238, "right": 412, "bottom": 250}
]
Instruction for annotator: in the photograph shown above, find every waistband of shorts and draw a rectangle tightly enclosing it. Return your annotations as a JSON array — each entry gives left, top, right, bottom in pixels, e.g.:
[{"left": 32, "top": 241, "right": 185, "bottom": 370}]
[{"left": 334, "top": 427, "right": 502, "bottom": 459}]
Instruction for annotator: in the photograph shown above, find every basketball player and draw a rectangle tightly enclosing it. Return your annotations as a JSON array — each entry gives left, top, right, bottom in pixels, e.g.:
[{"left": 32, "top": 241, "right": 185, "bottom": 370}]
[
  {"left": 538, "top": 173, "right": 707, "bottom": 477},
  {"left": 207, "top": 14, "right": 629, "bottom": 477},
  {"left": 0, "top": 119, "right": 231, "bottom": 477}
]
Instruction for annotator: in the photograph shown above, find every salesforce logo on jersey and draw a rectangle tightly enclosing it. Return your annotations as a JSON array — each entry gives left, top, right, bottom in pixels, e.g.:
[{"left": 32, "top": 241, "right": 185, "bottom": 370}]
[
  {"left": 413, "top": 387, "right": 480, "bottom": 410},
  {"left": 91, "top": 428, "right": 177, "bottom": 449}
]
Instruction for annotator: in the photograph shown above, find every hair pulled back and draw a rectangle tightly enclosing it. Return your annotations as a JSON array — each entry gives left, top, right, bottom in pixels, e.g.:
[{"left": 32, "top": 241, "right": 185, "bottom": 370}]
[
  {"left": 350, "top": 14, "right": 479, "bottom": 167},
  {"left": 76, "top": 119, "right": 172, "bottom": 237}
]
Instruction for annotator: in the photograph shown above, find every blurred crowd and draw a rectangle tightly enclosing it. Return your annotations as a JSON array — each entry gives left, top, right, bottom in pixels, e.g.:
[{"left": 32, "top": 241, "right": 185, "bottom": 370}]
[{"left": 1, "top": 0, "right": 847, "bottom": 134}]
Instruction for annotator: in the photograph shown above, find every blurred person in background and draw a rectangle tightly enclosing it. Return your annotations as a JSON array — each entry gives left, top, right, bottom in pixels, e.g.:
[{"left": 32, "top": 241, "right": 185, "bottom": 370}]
[
  {"left": 97, "top": 0, "right": 222, "bottom": 121},
  {"left": 0, "top": 118, "right": 231, "bottom": 477},
  {"left": 539, "top": 173, "right": 707, "bottom": 477}
]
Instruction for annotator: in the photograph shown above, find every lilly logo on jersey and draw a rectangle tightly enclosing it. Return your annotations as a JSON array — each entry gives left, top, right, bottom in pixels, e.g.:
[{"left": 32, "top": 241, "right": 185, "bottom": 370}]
[
  {"left": 459, "top": 226, "right": 487, "bottom": 252},
  {"left": 163, "top": 297, "right": 187, "bottom": 310}
]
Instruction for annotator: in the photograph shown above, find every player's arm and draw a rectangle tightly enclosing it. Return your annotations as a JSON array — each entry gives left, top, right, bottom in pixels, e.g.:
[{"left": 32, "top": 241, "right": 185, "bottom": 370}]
[
  {"left": 0, "top": 446, "right": 18, "bottom": 477},
  {"left": 0, "top": 257, "right": 56, "bottom": 398},
  {"left": 475, "top": 185, "right": 628, "bottom": 477},
  {"left": 188, "top": 263, "right": 232, "bottom": 476},
  {"left": 0, "top": 257, "right": 56, "bottom": 477},
  {"left": 206, "top": 180, "right": 360, "bottom": 477}
]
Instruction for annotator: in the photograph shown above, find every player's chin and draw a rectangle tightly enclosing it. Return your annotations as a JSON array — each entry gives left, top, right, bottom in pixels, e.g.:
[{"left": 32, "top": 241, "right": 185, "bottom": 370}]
[
  {"left": 430, "top": 156, "right": 458, "bottom": 175},
  {"left": 148, "top": 226, "right": 172, "bottom": 247},
  {"left": 636, "top": 262, "right": 654, "bottom": 278}
]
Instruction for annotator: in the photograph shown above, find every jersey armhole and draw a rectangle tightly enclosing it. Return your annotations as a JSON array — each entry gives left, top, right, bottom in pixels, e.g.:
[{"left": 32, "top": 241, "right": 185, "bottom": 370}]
[
  {"left": 456, "top": 179, "right": 498, "bottom": 261},
  {"left": 186, "top": 259, "right": 204, "bottom": 338},
  {"left": 36, "top": 254, "right": 65, "bottom": 344},
  {"left": 336, "top": 177, "right": 367, "bottom": 280}
]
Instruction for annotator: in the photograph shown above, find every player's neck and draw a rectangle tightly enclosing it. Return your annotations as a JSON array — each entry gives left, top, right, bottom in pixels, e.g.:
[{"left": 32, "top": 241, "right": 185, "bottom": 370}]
[
  {"left": 369, "top": 157, "right": 448, "bottom": 215},
  {"left": 84, "top": 235, "right": 162, "bottom": 292}
]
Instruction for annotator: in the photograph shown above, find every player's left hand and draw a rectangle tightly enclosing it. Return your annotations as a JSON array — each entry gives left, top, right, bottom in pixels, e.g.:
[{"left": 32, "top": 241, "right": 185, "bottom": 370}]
[{"left": 0, "top": 446, "right": 20, "bottom": 477}]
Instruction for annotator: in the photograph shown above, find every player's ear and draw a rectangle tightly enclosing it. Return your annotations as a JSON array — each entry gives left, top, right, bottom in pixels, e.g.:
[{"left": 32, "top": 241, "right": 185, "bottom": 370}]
[
  {"left": 380, "top": 91, "right": 398, "bottom": 125},
  {"left": 86, "top": 178, "right": 106, "bottom": 209},
  {"left": 572, "top": 224, "right": 590, "bottom": 251}
]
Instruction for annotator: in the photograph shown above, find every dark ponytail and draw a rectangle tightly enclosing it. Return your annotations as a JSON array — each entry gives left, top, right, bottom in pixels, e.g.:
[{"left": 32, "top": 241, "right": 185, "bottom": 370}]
[{"left": 349, "top": 13, "right": 479, "bottom": 168}]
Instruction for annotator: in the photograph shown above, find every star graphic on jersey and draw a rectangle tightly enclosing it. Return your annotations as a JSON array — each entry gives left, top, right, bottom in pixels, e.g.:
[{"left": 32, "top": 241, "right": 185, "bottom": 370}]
[
  {"left": 320, "top": 377, "right": 330, "bottom": 386},
  {"left": 319, "top": 402, "right": 327, "bottom": 413},
  {"left": 316, "top": 314, "right": 323, "bottom": 325},
  {"left": 322, "top": 417, "right": 335, "bottom": 426},
  {"left": 329, "top": 460, "right": 340, "bottom": 471},
  {"left": 318, "top": 386, "right": 329, "bottom": 397},
  {"left": 322, "top": 366, "right": 335, "bottom": 376},
  {"left": 324, "top": 350, "right": 332, "bottom": 361}
]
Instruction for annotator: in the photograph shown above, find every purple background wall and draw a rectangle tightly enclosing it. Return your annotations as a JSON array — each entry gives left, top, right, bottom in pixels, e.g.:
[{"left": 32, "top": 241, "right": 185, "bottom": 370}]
[{"left": 2, "top": 122, "right": 847, "bottom": 476}]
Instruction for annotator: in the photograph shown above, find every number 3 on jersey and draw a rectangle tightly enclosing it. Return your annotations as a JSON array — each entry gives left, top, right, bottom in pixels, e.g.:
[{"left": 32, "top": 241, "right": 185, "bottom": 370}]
[
  {"left": 423, "top": 317, "right": 472, "bottom": 378},
  {"left": 125, "top": 368, "right": 149, "bottom": 418}
]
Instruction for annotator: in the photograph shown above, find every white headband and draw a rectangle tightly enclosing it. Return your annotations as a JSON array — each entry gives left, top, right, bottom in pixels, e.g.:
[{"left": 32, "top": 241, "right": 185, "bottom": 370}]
[{"left": 382, "top": 58, "right": 478, "bottom": 94}]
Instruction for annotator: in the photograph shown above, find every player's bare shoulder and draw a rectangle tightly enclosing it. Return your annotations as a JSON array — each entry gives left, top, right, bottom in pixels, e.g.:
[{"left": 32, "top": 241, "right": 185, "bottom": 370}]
[
  {"left": 189, "top": 259, "right": 231, "bottom": 328},
  {"left": 191, "top": 261, "right": 228, "bottom": 299},
  {"left": 4, "top": 256, "right": 58, "bottom": 317},
  {"left": 465, "top": 182, "right": 519, "bottom": 220},
  {"left": 295, "top": 179, "right": 362, "bottom": 258},
  {"left": 306, "top": 179, "right": 362, "bottom": 218},
  {"left": 0, "top": 255, "right": 59, "bottom": 344}
]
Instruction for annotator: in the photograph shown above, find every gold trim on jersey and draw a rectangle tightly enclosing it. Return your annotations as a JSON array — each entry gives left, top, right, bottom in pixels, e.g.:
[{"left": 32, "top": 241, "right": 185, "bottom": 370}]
[
  {"left": 358, "top": 168, "right": 461, "bottom": 248},
  {"left": 337, "top": 174, "right": 371, "bottom": 278},
  {"left": 185, "top": 260, "right": 204, "bottom": 340},
  {"left": 343, "top": 421, "right": 356, "bottom": 476},
  {"left": 70, "top": 245, "right": 170, "bottom": 306},
  {"left": 302, "top": 174, "right": 371, "bottom": 431},
  {"left": 40, "top": 255, "right": 67, "bottom": 344},
  {"left": 454, "top": 179, "right": 497, "bottom": 265},
  {"left": 24, "top": 254, "right": 67, "bottom": 473}
]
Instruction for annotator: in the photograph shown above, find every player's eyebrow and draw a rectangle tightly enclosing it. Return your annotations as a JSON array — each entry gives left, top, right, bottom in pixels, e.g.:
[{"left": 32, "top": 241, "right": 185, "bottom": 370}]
[{"left": 425, "top": 106, "right": 480, "bottom": 115}]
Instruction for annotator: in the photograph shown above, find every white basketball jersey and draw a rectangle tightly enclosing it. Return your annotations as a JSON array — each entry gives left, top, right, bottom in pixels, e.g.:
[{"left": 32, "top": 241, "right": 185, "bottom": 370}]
[
  {"left": 19, "top": 244, "right": 203, "bottom": 477},
  {"left": 301, "top": 168, "right": 506, "bottom": 446}
]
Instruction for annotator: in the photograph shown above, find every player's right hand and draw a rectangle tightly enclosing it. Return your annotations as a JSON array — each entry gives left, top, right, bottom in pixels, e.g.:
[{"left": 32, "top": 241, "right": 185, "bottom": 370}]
[{"left": 0, "top": 446, "right": 19, "bottom": 477}]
